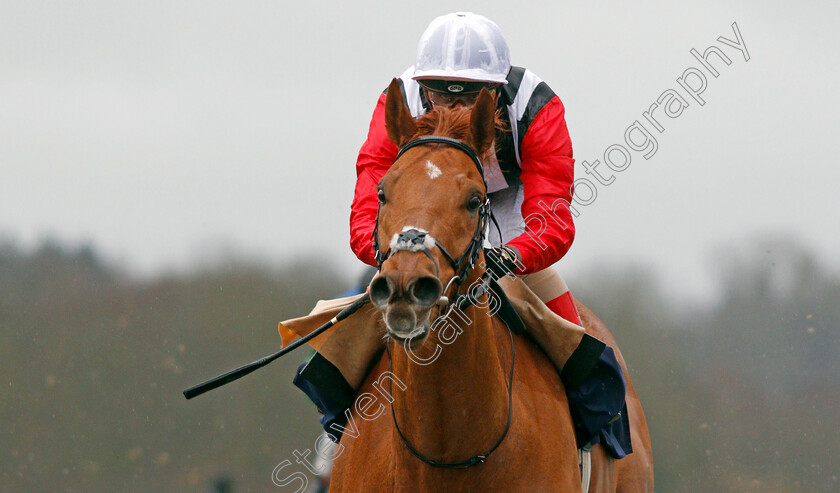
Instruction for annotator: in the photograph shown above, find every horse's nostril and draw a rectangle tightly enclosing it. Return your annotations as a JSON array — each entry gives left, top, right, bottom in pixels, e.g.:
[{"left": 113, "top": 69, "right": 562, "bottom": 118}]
[
  {"left": 410, "top": 276, "right": 442, "bottom": 307},
  {"left": 369, "top": 276, "right": 392, "bottom": 306}
]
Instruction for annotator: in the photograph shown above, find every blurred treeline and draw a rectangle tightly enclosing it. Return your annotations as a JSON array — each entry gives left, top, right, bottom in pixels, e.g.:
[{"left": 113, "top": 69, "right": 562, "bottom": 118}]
[
  {"left": 574, "top": 237, "right": 840, "bottom": 492},
  {"left": 1, "top": 237, "right": 838, "bottom": 492},
  {"left": 0, "top": 239, "right": 343, "bottom": 492}
]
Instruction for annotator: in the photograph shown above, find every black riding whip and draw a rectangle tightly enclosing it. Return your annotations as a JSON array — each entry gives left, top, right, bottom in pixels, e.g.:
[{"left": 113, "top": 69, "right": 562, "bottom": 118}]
[{"left": 182, "top": 294, "right": 370, "bottom": 400}]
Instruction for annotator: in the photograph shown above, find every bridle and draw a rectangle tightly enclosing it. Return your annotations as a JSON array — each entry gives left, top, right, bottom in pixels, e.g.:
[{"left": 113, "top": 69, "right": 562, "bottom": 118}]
[
  {"left": 372, "top": 135, "right": 515, "bottom": 469},
  {"left": 372, "top": 136, "right": 491, "bottom": 303}
]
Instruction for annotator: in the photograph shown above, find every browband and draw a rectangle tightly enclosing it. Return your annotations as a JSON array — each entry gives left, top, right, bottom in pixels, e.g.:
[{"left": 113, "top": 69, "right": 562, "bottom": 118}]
[{"left": 396, "top": 136, "right": 485, "bottom": 181}]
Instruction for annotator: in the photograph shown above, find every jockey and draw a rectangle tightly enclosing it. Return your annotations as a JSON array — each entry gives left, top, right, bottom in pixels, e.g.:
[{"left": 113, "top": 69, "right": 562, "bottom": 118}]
[{"left": 349, "top": 12, "right": 632, "bottom": 459}]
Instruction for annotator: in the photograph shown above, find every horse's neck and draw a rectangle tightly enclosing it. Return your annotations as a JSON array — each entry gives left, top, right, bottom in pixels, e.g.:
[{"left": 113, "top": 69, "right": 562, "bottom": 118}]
[{"left": 390, "top": 302, "right": 510, "bottom": 461}]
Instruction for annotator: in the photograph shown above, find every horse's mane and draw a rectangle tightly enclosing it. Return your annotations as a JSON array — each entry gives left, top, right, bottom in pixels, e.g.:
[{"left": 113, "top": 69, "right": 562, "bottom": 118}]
[{"left": 413, "top": 105, "right": 507, "bottom": 153}]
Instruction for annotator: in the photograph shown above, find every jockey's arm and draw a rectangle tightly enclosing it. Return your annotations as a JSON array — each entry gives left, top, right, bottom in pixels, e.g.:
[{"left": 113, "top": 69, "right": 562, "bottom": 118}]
[
  {"left": 505, "top": 96, "right": 576, "bottom": 274},
  {"left": 350, "top": 93, "right": 397, "bottom": 267}
]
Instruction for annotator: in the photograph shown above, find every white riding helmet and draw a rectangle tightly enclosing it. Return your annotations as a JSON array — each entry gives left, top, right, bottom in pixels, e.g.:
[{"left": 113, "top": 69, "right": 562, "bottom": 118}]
[{"left": 413, "top": 12, "right": 511, "bottom": 86}]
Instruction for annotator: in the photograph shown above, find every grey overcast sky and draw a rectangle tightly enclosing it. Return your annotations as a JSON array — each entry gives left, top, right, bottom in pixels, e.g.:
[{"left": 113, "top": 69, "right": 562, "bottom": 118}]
[{"left": 2, "top": 1, "right": 838, "bottom": 302}]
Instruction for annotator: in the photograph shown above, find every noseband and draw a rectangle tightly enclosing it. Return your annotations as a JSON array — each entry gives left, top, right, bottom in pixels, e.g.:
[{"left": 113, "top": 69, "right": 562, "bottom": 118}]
[{"left": 372, "top": 136, "right": 491, "bottom": 298}]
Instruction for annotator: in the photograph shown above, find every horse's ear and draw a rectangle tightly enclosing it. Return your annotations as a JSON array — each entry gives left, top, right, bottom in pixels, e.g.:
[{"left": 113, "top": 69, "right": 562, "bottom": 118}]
[
  {"left": 470, "top": 88, "right": 496, "bottom": 155},
  {"left": 384, "top": 78, "right": 417, "bottom": 147}
]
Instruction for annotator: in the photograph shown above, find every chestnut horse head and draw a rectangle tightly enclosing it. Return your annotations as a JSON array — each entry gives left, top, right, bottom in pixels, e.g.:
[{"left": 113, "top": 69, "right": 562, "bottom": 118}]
[{"left": 368, "top": 78, "right": 500, "bottom": 345}]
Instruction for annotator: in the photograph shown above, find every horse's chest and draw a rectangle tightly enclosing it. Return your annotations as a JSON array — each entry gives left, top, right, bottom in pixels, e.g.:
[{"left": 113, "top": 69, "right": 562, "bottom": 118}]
[{"left": 331, "top": 404, "right": 579, "bottom": 492}]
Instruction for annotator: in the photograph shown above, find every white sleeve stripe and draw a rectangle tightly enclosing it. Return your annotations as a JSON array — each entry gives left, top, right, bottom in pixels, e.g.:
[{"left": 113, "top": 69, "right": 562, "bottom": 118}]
[
  {"left": 398, "top": 66, "right": 427, "bottom": 118},
  {"left": 507, "top": 69, "right": 544, "bottom": 166}
]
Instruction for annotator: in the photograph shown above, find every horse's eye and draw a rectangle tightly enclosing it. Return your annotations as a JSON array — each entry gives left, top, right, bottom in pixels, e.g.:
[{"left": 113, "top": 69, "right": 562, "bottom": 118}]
[
  {"left": 467, "top": 196, "right": 482, "bottom": 212},
  {"left": 378, "top": 189, "right": 386, "bottom": 204}
]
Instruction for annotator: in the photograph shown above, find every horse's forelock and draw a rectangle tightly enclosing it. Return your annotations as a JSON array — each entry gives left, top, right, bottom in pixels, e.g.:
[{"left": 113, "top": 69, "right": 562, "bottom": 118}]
[
  {"left": 413, "top": 106, "right": 507, "bottom": 156},
  {"left": 414, "top": 107, "right": 472, "bottom": 140}
]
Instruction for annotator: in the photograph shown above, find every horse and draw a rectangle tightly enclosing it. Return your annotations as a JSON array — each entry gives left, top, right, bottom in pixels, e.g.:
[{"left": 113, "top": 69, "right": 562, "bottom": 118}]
[{"left": 328, "top": 79, "right": 653, "bottom": 492}]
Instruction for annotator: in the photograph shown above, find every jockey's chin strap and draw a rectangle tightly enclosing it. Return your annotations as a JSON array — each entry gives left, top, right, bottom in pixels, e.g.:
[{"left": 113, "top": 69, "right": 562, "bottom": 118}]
[{"left": 372, "top": 136, "right": 491, "bottom": 307}]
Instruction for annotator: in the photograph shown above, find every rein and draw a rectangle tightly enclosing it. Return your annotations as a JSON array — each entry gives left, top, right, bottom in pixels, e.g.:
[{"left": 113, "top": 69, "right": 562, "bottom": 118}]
[
  {"left": 386, "top": 316, "right": 515, "bottom": 469},
  {"left": 374, "top": 135, "right": 515, "bottom": 469}
]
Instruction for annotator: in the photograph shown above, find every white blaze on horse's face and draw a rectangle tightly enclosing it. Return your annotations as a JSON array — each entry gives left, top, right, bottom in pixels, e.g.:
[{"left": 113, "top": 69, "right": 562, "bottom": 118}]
[{"left": 425, "top": 160, "right": 442, "bottom": 179}]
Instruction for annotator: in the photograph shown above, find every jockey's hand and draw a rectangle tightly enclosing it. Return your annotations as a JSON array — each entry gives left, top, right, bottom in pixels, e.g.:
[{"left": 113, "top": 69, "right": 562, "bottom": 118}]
[{"left": 483, "top": 245, "right": 524, "bottom": 279}]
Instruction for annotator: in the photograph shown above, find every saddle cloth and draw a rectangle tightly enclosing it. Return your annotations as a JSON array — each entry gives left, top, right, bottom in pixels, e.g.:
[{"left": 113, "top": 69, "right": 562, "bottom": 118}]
[
  {"left": 278, "top": 277, "right": 560, "bottom": 390},
  {"left": 279, "top": 276, "right": 631, "bottom": 460}
]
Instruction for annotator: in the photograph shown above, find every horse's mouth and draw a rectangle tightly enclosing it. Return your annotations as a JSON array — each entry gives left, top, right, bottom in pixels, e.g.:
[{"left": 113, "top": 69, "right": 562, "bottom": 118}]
[
  {"left": 387, "top": 321, "right": 429, "bottom": 345},
  {"left": 381, "top": 301, "right": 434, "bottom": 345}
]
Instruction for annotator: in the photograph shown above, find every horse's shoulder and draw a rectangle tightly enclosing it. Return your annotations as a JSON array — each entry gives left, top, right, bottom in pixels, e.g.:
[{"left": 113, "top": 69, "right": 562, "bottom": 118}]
[{"left": 489, "top": 317, "right": 566, "bottom": 403}]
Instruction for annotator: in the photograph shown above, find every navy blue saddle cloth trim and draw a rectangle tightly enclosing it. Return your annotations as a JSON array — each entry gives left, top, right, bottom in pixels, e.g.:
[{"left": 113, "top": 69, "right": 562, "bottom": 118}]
[{"left": 293, "top": 352, "right": 354, "bottom": 442}]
